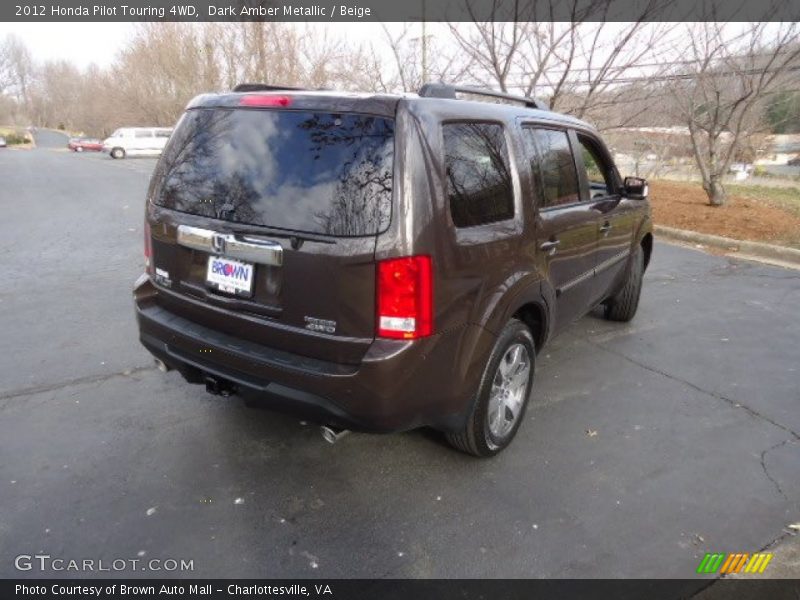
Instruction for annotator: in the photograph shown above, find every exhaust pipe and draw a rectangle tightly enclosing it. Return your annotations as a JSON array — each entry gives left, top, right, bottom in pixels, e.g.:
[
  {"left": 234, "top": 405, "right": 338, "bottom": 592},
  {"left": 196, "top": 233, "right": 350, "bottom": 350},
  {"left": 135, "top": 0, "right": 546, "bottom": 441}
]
[
  {"left": 320, "top": 425, "right": 350, "bottom": 445},
  {"left": 154, "top": 358, "right": 170, "bottom": 373},
  {"left": 204, "top": 375, "right": 237, "bottom": 397}
]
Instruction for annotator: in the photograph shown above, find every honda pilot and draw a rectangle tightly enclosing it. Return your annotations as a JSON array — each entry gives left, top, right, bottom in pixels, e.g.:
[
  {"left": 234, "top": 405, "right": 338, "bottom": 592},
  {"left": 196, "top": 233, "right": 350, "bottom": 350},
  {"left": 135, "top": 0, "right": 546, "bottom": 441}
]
[{"left": 134, "top": 83, "right": 653, "bottom": 456}]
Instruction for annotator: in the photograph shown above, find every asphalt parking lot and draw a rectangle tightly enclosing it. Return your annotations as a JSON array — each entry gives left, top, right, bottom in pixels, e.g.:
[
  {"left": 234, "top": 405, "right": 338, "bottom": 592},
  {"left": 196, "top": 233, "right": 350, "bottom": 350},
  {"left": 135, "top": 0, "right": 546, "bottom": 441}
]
[{"left": 0, "top": 132, "right": 798, "bottom": 581}]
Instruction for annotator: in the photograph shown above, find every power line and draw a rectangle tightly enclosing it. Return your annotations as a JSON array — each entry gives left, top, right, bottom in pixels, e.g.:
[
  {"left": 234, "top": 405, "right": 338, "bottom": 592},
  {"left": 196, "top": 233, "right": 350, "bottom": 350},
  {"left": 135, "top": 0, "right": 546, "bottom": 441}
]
[{"left": 519, "top": 64, "right": 800, "bottom": 87}]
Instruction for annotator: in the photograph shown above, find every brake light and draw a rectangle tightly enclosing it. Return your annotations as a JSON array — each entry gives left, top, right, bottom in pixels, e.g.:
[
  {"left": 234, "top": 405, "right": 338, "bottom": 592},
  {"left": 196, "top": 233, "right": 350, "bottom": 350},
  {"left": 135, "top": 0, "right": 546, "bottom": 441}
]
[
  {"left": 144, "top": 219, "right": 153, "bottom": 275},
  {"left": 377, "top": 256, "right": 433, "bottom": 339},
  {"left": 239, "top": 95, "right": 292, "bottom": 107}
]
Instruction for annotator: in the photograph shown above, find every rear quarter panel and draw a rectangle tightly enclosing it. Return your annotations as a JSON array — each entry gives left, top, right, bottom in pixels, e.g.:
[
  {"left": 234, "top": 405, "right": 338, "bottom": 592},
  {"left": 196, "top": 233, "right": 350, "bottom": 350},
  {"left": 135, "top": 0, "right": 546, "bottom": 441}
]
[{"left": 380, "top": 100, "right": 547, "bottom": 354}]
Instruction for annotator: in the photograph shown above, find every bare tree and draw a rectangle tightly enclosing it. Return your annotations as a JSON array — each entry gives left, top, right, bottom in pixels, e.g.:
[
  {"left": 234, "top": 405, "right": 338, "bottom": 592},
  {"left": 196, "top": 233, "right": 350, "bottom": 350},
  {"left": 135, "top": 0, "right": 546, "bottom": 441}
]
[
  {"left": 448, "top": 2, "right": 530, "bottom": 92},
  {"left": 376, "top": 23, "right": 471, "bottom": 93},
  {"left": 109, "top": 23, "right": 219, "bottom": 126},
  {"left": 448, "top": 1, "right": 671, "bottom": 129},
  {"left": 0, "top": 36, "right": 16, "bottom": 95},
  {"left": 0, "top": 34, "right": 33, "bottom": 122},
  {"left": 667, "top": 22, "right": 800, "bottom": 205}
]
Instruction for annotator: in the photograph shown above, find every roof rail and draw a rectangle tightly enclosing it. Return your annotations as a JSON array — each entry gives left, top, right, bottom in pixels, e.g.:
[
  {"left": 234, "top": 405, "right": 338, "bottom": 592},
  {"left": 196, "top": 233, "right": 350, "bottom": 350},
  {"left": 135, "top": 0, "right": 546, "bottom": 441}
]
[
  {"left": 233, "top": 83, "right": 306, "bottom": 93},
  {"left": 418, "top": 83, "right": 548, "bottom": 111}
]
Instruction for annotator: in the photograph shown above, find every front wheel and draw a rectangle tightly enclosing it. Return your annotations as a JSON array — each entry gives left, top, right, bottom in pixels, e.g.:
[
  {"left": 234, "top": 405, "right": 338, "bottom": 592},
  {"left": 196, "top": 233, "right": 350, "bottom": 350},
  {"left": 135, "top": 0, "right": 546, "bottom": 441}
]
[
  {"left": 110, "top": 147, "right": 125, "bottom": 159},
  {"left": 446, "top": 319, "right": 535, "bottom": 457},
  {"left": 604, "top": 245, "right": 644, "bottom": 322}
]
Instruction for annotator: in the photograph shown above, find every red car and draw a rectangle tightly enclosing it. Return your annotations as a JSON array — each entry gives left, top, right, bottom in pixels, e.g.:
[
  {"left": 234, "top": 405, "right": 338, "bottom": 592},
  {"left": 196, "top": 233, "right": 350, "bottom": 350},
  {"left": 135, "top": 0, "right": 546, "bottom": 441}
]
[{"left": 68, "top": 137, "right": 103, "bottom": 152}]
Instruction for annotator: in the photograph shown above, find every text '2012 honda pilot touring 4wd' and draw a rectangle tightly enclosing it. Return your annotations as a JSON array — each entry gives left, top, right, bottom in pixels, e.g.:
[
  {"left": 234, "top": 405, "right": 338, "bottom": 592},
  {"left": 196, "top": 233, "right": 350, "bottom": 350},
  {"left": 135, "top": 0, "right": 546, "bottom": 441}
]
[{"left": 134, "top": 83, "right": 653, "bottom": 457}]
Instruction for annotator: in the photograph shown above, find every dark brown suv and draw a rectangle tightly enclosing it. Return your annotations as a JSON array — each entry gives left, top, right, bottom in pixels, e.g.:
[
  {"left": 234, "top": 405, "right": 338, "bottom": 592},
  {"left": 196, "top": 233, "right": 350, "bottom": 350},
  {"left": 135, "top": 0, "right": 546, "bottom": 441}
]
[{"left": 134, "top": 83, "right": 653, "bottom": 456}]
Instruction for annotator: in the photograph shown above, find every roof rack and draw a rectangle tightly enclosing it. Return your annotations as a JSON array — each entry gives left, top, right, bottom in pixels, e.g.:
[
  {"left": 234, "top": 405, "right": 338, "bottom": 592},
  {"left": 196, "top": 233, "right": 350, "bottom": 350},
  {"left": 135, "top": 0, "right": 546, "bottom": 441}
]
[
  {"left": 233, "top": 83, "right": 306, "bottom": 93},
  {"left": 418, "top": 83, "right": 549, "bottom": 111}
]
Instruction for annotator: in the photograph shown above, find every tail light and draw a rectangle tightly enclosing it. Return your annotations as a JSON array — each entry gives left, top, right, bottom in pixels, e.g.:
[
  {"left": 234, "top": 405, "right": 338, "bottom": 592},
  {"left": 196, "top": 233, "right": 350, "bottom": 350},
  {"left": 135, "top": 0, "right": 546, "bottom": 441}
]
[
  {"left": 239, "top": 95, "right": 292, "bottom": 107},
  {"left": 144, "top": 219, "right": 153, "bottom": 275},
  {"left": 377, "top": 256, "right": 433, "bottom": 339}
]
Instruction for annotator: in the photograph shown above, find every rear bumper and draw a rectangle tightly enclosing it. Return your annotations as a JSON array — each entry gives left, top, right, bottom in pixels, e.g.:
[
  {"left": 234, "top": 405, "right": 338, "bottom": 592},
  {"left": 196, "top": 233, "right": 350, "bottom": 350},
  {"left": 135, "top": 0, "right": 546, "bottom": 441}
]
[{"left": 134, "top": 276, "right": 494, "bottom": 433}]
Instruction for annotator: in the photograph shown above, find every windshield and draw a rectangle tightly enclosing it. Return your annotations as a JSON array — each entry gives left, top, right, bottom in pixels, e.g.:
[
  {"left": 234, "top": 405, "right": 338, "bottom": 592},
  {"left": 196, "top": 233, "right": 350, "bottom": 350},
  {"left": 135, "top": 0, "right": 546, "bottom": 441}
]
[{"left": 149, "top": 108, "right": 395, "bottom": 237}]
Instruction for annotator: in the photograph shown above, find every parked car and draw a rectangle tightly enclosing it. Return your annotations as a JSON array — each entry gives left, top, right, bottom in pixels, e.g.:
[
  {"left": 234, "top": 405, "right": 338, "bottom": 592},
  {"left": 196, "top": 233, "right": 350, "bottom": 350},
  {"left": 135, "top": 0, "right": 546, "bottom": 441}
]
[
  {"left": 68, "top": 137, "right": 104, "bottom": 152},
  {"left": 102, "top": 127, "right": 172, "bottom": 159},
  {"left": 134, "top": 83, "right": 653, "bottom": 456},
  {"left": 788, "top": 156, "right": 800, "bottom": 166},
  {"left": 0, "top": 136, "right": 6, "bottom": 148}
]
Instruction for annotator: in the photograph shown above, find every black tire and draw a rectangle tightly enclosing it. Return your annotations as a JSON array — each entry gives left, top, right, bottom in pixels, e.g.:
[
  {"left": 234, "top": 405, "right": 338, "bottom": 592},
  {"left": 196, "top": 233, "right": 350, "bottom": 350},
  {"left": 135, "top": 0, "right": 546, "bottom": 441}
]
[
  {"left": 111, "top": 147, "right": 125, "bottom": 159},
  {"left": 446, "top": 319, "right": 535, "bottom": 457},
  {"left": 604, "top": 245, "right": 644, "bottom": 322}
]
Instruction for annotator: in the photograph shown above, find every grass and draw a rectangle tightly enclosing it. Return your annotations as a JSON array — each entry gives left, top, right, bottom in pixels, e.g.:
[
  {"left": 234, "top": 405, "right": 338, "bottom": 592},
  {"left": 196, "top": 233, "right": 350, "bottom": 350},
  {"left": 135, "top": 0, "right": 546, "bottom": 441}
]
[{"left": 727, "top": 183, "right": 800, "bottom": 217}]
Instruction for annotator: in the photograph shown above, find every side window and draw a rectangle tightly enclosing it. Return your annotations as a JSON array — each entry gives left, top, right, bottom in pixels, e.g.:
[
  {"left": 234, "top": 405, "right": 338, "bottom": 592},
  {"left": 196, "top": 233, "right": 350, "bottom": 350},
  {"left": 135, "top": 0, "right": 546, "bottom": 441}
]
[
  {"left": 134, "top": 130, "right": 152, "bottom": 138},
  {"left": 524, "top": 128, "right": 580, "bottom": 208},
  {"left": 443, "top": 122, "right": 514, "bottom": 228},
  {"left": 577, "top": 136, "right": 615, "bottom": 199},
  {"left": 155, "top": 129, "right": 171, "bottom": 138}
]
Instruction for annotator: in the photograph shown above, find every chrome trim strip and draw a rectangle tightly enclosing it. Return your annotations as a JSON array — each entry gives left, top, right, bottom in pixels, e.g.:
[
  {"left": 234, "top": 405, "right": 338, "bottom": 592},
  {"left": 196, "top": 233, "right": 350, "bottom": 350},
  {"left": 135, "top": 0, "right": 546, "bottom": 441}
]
[
  {"left": 177, "top": 225, "right": 283, "bottom": 266},
  {"left": 176, "top": 225, "right": 213, "bottom": 252},
  {"left": 556, "top": 248, "right": 631, "bottom": 296},
  {"left": 558, "top": 268, "right": 594, "bottom": 295},
  {"left": 595, "top": 249, "right": 630, "bottom": 275}
]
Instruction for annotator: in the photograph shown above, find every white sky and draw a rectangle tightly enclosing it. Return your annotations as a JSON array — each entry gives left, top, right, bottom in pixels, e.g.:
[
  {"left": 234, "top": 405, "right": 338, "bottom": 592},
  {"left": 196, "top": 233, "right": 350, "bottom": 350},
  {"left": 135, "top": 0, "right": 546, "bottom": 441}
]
[
  {"left": 0, "top": 21, "right": 778, "bottom": 79},
  {"left": 0, "top": 23, "right": 136, "bottom": 67},
  {"left": 0, "top": 22, "right": 410, "bottom": 68}
]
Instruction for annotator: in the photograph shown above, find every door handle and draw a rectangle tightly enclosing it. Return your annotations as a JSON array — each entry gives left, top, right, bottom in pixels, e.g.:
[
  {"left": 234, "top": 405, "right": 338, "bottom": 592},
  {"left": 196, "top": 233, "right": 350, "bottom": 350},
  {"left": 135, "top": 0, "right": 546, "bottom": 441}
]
[
  {"left": 540, "top": 239, "right": 561, "bottom": 255},
  {"left": 599, "top": 222, "right": 612, "bottom": 234}
]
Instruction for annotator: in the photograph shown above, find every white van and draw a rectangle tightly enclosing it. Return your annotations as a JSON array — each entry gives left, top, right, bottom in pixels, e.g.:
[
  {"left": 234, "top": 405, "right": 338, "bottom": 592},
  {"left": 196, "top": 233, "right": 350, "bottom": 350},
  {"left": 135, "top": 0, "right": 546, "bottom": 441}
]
[{"left": 103, "top": 127, "right": 173, "bottom": 159}]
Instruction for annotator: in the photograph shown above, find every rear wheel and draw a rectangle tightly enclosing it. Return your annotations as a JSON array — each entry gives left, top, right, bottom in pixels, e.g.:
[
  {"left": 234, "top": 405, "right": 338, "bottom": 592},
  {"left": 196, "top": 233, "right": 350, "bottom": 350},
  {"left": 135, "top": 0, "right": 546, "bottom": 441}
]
[
  {"left": 111, "top": 147, "right": 125, "bottom": 159},
  {"left": 604, "top": 245, "right": 644, "bottom": 322},
  {"left": 446, "top": 319, "right": 535, "bottom": 457},
  {"left": 76, "top": 146, "right": 83, "bottom": 152}
]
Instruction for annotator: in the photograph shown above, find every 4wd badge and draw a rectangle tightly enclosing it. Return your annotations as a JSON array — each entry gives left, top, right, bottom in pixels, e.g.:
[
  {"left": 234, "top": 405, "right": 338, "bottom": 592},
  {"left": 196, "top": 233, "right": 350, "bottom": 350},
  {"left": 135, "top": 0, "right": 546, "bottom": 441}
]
[{"left": 304, "top": 316, "right": 336, "bottom": 334}]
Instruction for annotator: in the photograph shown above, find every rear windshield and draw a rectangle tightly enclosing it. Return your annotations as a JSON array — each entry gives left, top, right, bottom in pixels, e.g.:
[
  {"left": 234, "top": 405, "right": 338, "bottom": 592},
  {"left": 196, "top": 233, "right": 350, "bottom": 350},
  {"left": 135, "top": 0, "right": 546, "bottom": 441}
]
[{"left": 150, "top": 108, "right": 394, "bottom": 237}]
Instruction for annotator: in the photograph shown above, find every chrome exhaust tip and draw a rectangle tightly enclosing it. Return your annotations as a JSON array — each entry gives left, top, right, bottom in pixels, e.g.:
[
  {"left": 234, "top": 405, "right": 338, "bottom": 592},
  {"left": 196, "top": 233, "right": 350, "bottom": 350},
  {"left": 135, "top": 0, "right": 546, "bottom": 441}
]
[
  {"left": 204, "top": 375, "right": 237, "bottom": 397},
  {"left": 320, "top": 426, "right": 350, "bottom": 445},
  {"left": 154, "top": 358, "right": 170, "bottom": 373}
]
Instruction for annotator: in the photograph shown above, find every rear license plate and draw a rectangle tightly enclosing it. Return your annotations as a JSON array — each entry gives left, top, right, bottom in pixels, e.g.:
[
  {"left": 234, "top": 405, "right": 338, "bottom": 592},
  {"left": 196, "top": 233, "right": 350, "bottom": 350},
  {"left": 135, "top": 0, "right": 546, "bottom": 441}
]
[{"left": 206, "top": 256, "right": 254, "bottom": 297}]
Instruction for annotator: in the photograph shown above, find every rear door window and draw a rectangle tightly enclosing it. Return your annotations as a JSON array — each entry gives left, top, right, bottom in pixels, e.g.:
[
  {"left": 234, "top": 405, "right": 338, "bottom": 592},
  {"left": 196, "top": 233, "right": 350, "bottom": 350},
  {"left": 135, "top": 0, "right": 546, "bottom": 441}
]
[
  {"left": 523, "top": 128, "right": 580, "bottom": 208},
  {"left": 443, "top": 122, "right": 514, "bottom": 228},
  {"left": 150, "top": 109, "right": 394, "bottom": 237}
]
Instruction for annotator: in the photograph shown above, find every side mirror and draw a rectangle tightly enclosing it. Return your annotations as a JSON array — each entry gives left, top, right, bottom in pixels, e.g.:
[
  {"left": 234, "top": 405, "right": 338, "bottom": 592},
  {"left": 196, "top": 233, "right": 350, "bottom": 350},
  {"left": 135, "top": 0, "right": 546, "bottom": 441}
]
[{"left": 624, "top": 176, "right": 648, "bottom": 200}]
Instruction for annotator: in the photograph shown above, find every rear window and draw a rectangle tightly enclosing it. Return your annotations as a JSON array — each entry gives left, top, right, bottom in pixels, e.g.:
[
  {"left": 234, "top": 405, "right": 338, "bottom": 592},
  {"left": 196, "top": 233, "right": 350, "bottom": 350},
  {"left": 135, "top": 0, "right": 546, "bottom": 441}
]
[
  {"left": 443, "top": 122, "right": 514, "bottom": 228},
  {"left": 150, "top": 108, "right": 394, "bottom": 237}
]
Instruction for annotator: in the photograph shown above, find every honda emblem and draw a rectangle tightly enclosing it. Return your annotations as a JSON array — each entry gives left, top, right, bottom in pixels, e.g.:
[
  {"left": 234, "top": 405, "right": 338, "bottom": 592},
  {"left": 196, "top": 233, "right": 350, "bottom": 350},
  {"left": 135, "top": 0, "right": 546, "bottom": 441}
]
[{"left": 212, "top": 234, "right": 227, "bottom": 254}]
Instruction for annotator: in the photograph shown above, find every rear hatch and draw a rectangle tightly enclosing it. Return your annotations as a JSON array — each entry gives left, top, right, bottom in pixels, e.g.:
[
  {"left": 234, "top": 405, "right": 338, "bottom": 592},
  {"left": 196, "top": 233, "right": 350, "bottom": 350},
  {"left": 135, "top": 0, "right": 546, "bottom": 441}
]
[{"left": 145, "top": 95, "right": 396, "bottom": 364}]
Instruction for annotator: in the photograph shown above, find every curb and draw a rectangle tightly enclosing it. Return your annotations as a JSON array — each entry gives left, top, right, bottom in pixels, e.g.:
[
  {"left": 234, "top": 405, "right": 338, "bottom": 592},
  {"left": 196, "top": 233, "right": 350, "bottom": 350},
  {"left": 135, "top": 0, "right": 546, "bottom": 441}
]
[{"left": 654, "top": 225, "right": 800, "bottom": 267}]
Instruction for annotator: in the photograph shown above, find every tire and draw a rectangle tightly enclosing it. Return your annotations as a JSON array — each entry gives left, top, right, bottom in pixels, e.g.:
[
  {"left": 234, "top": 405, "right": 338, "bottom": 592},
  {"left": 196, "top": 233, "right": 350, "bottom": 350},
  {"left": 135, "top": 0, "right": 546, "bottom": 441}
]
[
  {"left": 604, "top": 245, "right": 644, "bottom": 322},
  {"left": 111, "top": 147, "right": 125, "bottom": 159},
  {"left": 76, "top": 146, "right": 83, "bottom": 152},
  {"left": 446, "top": 319, "right": 535, "bottom": 457}
]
